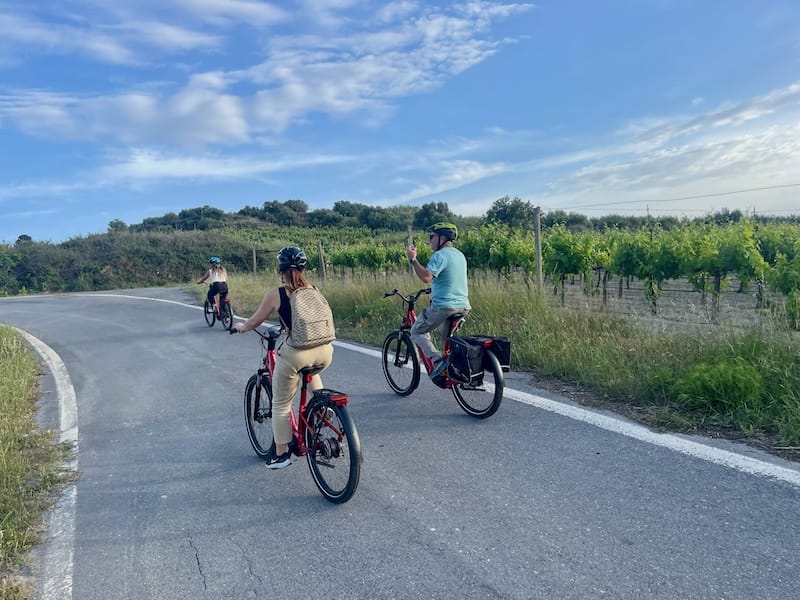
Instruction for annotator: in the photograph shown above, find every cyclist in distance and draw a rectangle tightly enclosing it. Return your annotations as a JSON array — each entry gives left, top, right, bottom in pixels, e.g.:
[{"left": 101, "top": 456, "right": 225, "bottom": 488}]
[
  {"left": 231, "top": 247, "right": 334, "bottom": 469},
  {"left": 406, "top": 222, "right": 471, "bottom": 379},
  {"left": 197, "top": 256, "right": 229, "bottom": 308}
]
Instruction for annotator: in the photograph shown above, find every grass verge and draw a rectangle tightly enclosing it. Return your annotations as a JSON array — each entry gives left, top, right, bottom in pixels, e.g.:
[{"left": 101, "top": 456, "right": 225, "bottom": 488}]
[{"left": 0, "top": 326, "right": 72, "bottom": 600}]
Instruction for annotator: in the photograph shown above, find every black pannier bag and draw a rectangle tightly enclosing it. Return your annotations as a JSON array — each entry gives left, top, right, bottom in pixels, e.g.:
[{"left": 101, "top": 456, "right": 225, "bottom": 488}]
[
  {"left": 461, "top": 335, "right": 511, "bottom": 372},
  {"left": 447, "top": 336, "right": 485, "bottom": 385}
]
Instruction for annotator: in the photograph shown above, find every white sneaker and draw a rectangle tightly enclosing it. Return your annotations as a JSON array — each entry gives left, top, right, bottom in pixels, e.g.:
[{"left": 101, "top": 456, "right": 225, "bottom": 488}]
[{"left": 266, "top": 451, "right": 292, "bottom": 469}]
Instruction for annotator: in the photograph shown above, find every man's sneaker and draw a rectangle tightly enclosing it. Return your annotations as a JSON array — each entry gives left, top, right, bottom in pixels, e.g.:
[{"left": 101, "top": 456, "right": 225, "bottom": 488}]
[
  {"left": 430, "top": 357, "right": 448, "bottom": 379},
  {"left": 266, "top": 450, "right": 292, "bottom": 470}
]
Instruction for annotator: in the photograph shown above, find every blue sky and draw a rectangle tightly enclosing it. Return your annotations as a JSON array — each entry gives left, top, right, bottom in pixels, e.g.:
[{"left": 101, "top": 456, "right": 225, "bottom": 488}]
[{"left": 1, "top": 1, "right": 799, "bottom": 243}]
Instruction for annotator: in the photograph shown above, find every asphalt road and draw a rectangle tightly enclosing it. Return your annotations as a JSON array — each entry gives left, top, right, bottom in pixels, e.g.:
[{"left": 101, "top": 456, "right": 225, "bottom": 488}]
[{"left": 2, "top": 288, "right": 800, "bottom": 600}]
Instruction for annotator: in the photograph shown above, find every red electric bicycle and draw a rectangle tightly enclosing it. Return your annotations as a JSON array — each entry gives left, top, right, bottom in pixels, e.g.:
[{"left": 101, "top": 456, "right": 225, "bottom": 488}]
[
  {"left": 381, "top": 288, "right": 508, "bottom": 419},
  {"left": 202, "top": 286, "right": 234, "bottom": 331},
  {"left": 240, "top": 327, "right": 361, "bottom": 503}
]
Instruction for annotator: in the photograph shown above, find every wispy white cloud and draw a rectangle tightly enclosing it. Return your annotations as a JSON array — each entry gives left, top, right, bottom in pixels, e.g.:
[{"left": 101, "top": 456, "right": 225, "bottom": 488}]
[
  {"left": 0, "top": 11, "right": 136, "bottom": 63},
  {"left": 96, "top": 148, "right": 354, "bottom": 182},
  {"left": 377, "top": 159, "right": 509, "bottom": 206},
  {"left": 358, "top": 80, "right": 800, "bottom": 214},
  {"left": 0, "top": 2, "right": 533, "bottom": 145},
  {"left": 0, "top": 80, "right": 250, "bottom": 147},
  {"left": 0, "top": 146, "right": 356, "bottom": 202},
  {"left": 170, "top": 0, "right": 289, "bottom": 26},
  {"left": 113, "top": 21, "right": 221, "bottom": 51},
  {"left": 504, "top": 85, "right": 800, "bottom": 216}
]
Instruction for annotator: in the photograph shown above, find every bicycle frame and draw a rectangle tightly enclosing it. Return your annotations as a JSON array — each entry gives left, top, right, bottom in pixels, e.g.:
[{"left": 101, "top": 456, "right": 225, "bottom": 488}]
[
  {"left": 211, "top": 291, "right": 230, "bottom": 317},
  {"left": 390, "top": 288, "right": 464, "bottom": 387},
  {"left": 254, "top": 329, "right": 348, "bottom": 457}
]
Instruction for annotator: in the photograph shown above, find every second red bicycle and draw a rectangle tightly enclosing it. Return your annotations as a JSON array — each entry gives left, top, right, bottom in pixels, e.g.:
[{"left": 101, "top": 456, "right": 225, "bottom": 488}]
[{"left": 381, "top": 288, "right": 508, "bottom": 419}]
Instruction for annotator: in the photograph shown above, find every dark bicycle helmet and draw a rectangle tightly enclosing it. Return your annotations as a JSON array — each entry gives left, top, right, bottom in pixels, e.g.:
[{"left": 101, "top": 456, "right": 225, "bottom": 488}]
[
  {"left": 208, "top": 256, "right": 221, "bottom": 265},
  {"left": 426, "top": 222, "right": 458, "bottom": 242},
  {"left": 277, "top": 246, "right": 307, "bottom": 271}
]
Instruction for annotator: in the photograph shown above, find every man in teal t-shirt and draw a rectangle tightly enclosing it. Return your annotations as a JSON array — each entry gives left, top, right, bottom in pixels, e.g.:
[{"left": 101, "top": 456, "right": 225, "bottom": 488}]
[{"left": 406, "top": 222, "right": 471, "bottom": 379}]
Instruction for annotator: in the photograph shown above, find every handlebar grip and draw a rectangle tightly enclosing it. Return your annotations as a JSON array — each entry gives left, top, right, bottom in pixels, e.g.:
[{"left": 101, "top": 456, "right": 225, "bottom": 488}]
[{"left": 229, "top": 327, "right": 239, "bottom": 334}]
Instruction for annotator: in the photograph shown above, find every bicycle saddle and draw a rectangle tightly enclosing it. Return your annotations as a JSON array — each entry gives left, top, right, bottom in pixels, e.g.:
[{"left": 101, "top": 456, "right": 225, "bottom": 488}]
[{"left": 299, "top": 364, "right": 327, "bottom": 377}]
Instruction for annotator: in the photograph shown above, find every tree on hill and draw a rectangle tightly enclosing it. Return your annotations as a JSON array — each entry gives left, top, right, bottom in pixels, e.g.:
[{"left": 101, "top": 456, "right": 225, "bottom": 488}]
[
  {"left": 542, "top": 210, "right": 592, "bottom": 232},
  {"left": 485, "top": 196, "right": 537, "bottom": 229},
  {"left": 262, "top": 200, "right": 307, "bottom": 226},
  {"left": 108, "top": 219, "right": 129, "bottom": 233},
  {"left": 413, "top": 202, "right": 456, "bottom": 229},
  {"left": 308, "top": 208, "right": 344, "bottom": 227}
]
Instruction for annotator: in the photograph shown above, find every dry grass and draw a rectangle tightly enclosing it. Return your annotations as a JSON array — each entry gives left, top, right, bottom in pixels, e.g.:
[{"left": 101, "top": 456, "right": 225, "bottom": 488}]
[{"left": 0, "top": 327, "right": 71, "bottom": 600}]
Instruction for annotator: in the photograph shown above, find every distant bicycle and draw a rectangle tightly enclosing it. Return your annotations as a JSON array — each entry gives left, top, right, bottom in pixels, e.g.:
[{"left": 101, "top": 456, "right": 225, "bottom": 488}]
[
  {"left": 241, "top": 327, "right": 362, "bottom": 503},
  {"left": 202, "top": 286, "right": 234, "bottom": 331},
  {"left": 381, "top": 288, "right": 509, "bottom": 419}
]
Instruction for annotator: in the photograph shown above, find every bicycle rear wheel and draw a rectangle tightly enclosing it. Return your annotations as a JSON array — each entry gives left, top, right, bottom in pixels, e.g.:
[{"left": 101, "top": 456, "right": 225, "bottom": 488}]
[
  {"left": 244, "top": 374, "right": 274, "bottom": 458},
  {"left": 204, "top": 299, "right": 215, "bottom": 327},
  {"left": 303, "top": 400, "right": 361, "bottom": 503},
  {"left": 381, "top": 330, "right": 420, "bottom": 396},
  {"left": 452, "top": 349, "right": 504, "bottom": 419},
  {"left": 221, "top": 301, "right": 234, "bottom": 331}
]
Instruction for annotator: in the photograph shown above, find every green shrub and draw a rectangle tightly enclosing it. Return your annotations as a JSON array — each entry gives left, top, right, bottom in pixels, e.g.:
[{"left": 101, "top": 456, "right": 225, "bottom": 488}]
[{"left": 676, "top": 358, "right": 764, "bottom": 428}]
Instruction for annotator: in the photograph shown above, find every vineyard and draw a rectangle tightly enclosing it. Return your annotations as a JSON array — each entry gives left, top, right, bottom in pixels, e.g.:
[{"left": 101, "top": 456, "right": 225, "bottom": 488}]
[
  {"left": 3, "top": 216, "right": 800, "bottom": 331},
  {"left": 228, "top": 219, "right": 800, "bottom": 331}
]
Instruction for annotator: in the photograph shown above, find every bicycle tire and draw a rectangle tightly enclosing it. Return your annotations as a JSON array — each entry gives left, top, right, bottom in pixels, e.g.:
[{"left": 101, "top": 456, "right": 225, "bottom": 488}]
[
  {"left": 244, "top": 373, "right": 274, "bottom": 458},
  {"left": 452, "top": 349, "right": 504, "bottom": 419},
  {"left": 303, "top": 400, "right": 362, "bottom": 503},
  {"left": 221, "top": 302, "right": 234, "bottom": 331},
  {"left": 204, "top": 299, "right": 215, "bottom": 327},
  {"left": 381, "top": 330, "right": 420, "bottom": 396}
]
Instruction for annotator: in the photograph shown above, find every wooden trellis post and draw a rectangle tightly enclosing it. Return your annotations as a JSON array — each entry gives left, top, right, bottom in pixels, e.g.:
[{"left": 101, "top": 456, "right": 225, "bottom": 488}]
[
  {"left": 317, "top": 240, "right": 327, "bottom": 280},
  {"left": 533, "top": 206, "right": 543, "bottom": 288}
]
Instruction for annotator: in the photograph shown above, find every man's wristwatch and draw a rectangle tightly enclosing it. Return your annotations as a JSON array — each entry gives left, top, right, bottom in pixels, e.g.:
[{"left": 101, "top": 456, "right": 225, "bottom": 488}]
[{"left": 409, "top": 257, "right": 417, "bottom": 265}]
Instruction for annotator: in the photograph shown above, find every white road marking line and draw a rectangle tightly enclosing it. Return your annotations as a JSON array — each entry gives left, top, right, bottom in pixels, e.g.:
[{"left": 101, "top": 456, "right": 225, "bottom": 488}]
[
  {"left": 503, "top": 387, "right": 800, "bottom": 487},
  {"left": 14, "top": 329, "right": 78, "bottom": 600}
]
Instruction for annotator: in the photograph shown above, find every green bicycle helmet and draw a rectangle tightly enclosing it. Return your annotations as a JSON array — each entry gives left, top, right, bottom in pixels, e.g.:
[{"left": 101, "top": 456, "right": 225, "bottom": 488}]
[{"left": 426, "top": 222, "right": 458, "bottom": 242}]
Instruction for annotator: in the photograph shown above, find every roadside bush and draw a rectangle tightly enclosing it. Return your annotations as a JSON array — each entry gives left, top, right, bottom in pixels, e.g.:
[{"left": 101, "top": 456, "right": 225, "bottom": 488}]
[{"left": 676, "top": 358, "right": 765, "bottom": 429}]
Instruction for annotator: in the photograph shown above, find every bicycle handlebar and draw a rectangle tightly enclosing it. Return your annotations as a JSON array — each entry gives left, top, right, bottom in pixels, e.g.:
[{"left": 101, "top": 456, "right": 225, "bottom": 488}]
[
  {"left": 253, "top": 327, "right": 282, "bottom": 340},
  {"left": 383, "top": 288, "right": 431, "bottom": 302}
]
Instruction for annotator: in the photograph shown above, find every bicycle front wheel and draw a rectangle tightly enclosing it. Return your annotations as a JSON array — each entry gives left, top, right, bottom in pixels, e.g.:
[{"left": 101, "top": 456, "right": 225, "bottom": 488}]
[
  {"left": 303, "top": 400, "right": 361, "bottom": 503},
  {"left": 221, "top": 302, "right": 234, "bottom": 331},
  {"left": 452, "top": 349, "right": 504, "bottom": 419},
  {"left": 244, "top": 374, "right": 274, "bottom": 458},
  {"left": 204, "top": 299, "right": 215, "bottom": 327},
  {"left": 381, "top": 331, "right": 420, "bottom": 396}
]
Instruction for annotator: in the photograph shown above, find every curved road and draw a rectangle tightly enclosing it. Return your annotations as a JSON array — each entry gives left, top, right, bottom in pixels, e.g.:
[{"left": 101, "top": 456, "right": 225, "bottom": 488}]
[{"left": 2, "top": 288, "right": 800, "bottom": 600}]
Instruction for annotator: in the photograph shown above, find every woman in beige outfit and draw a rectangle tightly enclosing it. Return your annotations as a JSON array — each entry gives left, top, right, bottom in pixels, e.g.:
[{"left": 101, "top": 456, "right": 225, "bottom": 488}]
[{"left": 232, "top": 247, "right": 333, "bottom": 469}]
